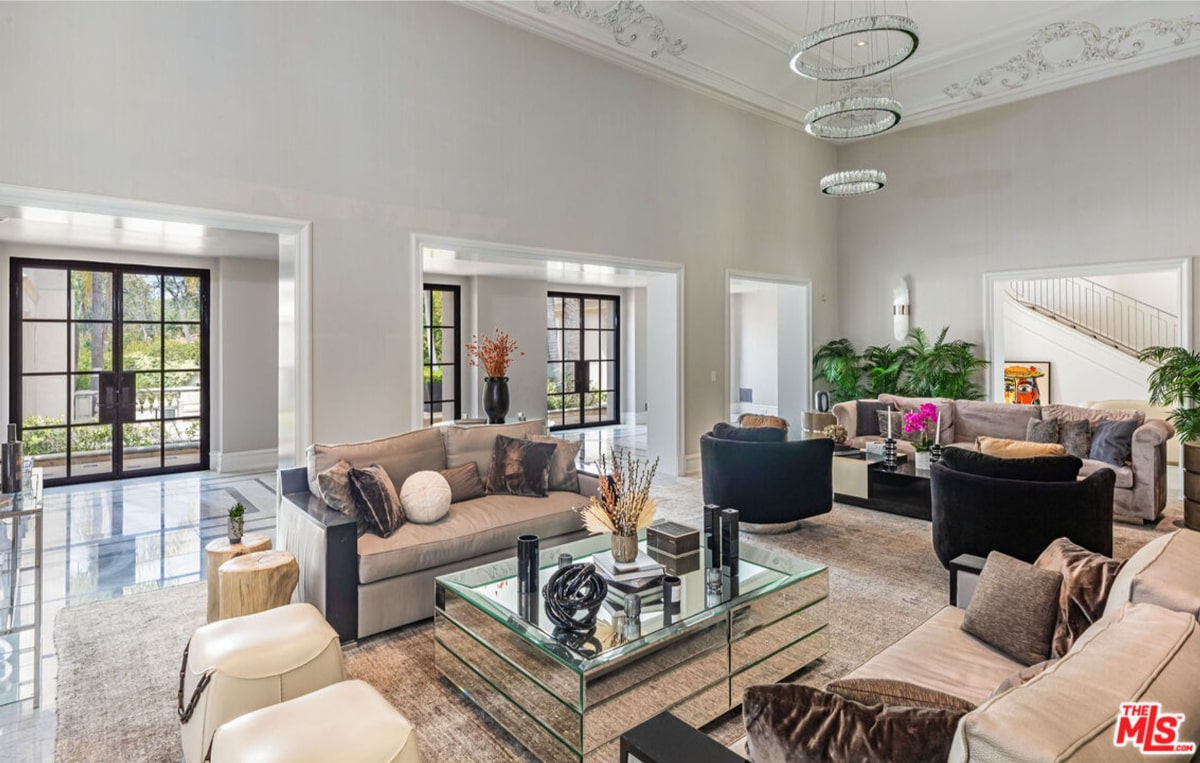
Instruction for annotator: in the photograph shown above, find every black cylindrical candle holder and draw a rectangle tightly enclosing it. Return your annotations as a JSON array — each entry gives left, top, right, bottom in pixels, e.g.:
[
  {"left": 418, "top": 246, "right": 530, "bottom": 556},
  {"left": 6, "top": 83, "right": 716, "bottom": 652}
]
[
  {"left": 517, "top": 534, "right": 539, "bottom": 594},
  {"left": 662, "top": 574, "right": 681, "bottom": 612},
  {"left": 883, "top": 438, "right": 897, "bottom": 468},
  {"left": 518, "top": 591, "right": 539, "bottom": 626},
  {"left": 704, "top": 503, "right": 721, "bottom": 565},
  {"left": 558, "top": 552, "right": 573, "bottom": 568},
  {"left": 719, "top": 508, "right": 739, "bottom": 570}
]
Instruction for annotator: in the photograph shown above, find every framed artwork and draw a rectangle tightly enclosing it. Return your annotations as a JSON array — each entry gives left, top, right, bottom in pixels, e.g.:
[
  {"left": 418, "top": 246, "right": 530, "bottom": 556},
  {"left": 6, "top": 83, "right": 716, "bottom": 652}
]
[{"left": 1004, "top": 361, "right": 1051, "bottom": 405}]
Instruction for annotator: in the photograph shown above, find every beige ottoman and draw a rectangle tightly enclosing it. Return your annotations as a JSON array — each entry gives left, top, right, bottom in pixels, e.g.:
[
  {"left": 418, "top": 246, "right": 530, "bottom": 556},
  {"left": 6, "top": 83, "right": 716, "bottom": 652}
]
[
  {"left": 210, "top": 680, "right": 420, "bottom": 763},
  {"left": 179, "top": 603, "right": 344, "bottom": 763}
]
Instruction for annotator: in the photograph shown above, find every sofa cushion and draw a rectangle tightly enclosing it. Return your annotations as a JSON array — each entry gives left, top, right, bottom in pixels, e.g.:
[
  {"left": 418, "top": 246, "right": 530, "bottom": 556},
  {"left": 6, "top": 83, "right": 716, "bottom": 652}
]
[
  {"left": 1077, "top": 458, "right": 1132, "bottom": 488},
  {"left": 712, "top": 422, "right": 787, "bottom": 443},
  {"left": 855, "top": 400, "right": 891, "bottom": 437},
  {"left": 953, "top": 399, "right": 1041, "bottom": 443},
  {"left": 442, "top": 420, "right": 547, "bottom": 479},
  {"left": 940, "top": 447, "right": 1081, "bottom": 482},
  {"left": 744, "top": 683, "right": 965, "bottom": 763},
  {"left": 1024, "top": 417, "right": 1059, "bottom": 444},
  {"left": 962, "top": 552, "right": 1062, "bottom": 666},
  {"left": 1089, "top": 418, "right": 1139, "bottom": 466},
  {"left": 1104, "top": 530, "right": 1200, "bottom": 620},
  {"left": 485, "top": 435, "right": 555, "bottom": 497},
  {"left": 825, "top": 677, "right": 975, "bottom": 712},
  {"left": 398, "top": 471, "right": 451, "bottom": 524},
  {"left": 1056, "top": 419, "right": 1091, "bottom": 460},
  {"left": 1034, "top": 538, "right": 1125, "bottom": 658},
  {"left": 348, "top": 465, "right": 406, "bottom": 538},
  {"left": 987, "top": 659, "right": 1056, "bottom": 699},
  {"left": 307, "top": 428, "right": 446, "bottom": 498},
  {"left": 843, "top": 607, "right": 1023, "bottom": 706},
  {"left": 438, "top": 462, "right": 486, "bottom": 503},
  {"left": 356, "top": 491, "right": 585, "bottom": 584},
  {"left": 526, "top": 435, "right": 581, "bottom": 492},
  {"left": 975, "top": 436, "right": 1066, "bottom": 459},
  {"left": 949, "top": 603, "right": 1200, "bottom": 763},
  {"left": 1044, "top": 403, "right": 1145, "bottom": 430}
]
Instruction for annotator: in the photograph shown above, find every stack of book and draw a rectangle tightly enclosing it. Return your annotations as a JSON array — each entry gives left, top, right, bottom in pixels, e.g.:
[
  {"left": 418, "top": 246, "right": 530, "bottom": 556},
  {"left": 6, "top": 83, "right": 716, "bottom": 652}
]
[{"left": 592, "top": 550, "right": 663, "bottom": 594}]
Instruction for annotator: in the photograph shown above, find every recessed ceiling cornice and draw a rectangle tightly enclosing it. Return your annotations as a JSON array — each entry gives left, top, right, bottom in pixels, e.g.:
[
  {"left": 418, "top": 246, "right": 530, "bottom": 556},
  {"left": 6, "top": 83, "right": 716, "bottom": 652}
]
[{"left": 463, "top": 1, "right": 1200, "bottom": 133}]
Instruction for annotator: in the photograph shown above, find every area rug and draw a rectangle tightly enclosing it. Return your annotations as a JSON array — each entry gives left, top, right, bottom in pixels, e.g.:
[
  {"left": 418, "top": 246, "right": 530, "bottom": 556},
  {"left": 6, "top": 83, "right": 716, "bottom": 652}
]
[{"left": 54, "top": 479, "right": 1181, "bottom": 762}]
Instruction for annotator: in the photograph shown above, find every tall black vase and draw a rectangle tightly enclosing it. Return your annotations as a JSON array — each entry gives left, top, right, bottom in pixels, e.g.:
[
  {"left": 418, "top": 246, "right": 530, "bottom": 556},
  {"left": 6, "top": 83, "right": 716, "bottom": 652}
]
[{"left": 483, "top": 376, "right": 510, "bottom": 424}]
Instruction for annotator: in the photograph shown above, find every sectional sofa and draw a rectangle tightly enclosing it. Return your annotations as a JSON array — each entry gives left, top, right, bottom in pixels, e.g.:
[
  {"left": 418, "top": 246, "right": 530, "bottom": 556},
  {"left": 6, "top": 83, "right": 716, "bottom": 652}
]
[
  {"left": 276, "top": 420, "right": 595, "bottom": 641},
  {"left": 832, "top": 394, "right": 1172, "bottom": 522}
]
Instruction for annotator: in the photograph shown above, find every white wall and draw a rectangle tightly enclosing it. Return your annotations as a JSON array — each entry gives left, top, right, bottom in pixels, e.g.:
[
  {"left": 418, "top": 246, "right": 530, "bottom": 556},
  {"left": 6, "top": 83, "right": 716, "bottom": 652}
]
[
  {"left": 470, "top": 276, "right": 549, "bottom": 423},
  {"left": 836, "top": 56, "right": 1200, "bottom": 367},
  {"left": 732, "top": 288, "right": 780, "bottom": 409},
  {"left": 0, "top": 1, "right": 838, "bottom": 452},
  {"left": 1087, "top": 271, "right": 1180, "bottom": 316}
]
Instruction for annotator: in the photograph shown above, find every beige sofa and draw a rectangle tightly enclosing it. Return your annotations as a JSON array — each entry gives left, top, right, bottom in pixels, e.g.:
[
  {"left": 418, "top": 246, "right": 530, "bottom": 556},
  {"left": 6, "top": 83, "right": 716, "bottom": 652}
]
[
  {"left": 1082, "top": 399, "right": 1179, "bottom": 466},
  {"left": 833, "top": 394, "right": 1173, "bottom": 523},
  {"left": 276, "top": 420, "right": 594, "bottom": 641}
]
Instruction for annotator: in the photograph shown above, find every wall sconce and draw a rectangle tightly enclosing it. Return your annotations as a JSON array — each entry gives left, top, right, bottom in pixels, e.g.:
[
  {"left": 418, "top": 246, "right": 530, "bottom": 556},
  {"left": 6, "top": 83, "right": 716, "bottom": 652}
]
[{"left": 892, "top": 277, "right": 910, "bottom": 341}]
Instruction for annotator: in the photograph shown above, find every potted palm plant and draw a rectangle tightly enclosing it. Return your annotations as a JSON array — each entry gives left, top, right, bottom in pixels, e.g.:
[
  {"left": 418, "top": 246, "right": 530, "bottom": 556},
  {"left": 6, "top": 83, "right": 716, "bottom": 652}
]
[
  {"left": 813, "top": 338, "right": 863, "bottom": 404},
  {"left": 1139, "top": 345, "right": 1200, "bottom": 529},
  {"left": 900, "top": 327, "right": 987, "bottom": 400}
]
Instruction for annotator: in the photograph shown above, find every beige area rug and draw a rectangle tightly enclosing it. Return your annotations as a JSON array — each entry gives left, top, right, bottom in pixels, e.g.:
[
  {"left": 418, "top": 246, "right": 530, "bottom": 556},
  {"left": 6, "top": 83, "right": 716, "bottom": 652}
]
[{"left": 54, "top": 479, "right": 1182, "bottom": 762}]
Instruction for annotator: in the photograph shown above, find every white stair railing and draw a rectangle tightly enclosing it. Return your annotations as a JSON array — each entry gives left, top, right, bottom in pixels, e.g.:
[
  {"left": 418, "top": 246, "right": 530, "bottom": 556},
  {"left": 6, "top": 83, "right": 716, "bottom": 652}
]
[{"left": 1007, "top": 276, "right": 1178, "bottom": 355}]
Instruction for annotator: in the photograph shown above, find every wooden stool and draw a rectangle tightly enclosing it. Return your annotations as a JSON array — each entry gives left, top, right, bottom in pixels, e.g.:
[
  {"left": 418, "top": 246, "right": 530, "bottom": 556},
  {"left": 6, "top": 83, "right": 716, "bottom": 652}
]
[
  {"left": 219, "top": 550, "right": 300, "bottom": 619},
  {"left": 205, "top": 535, "right": 271, "bottom": 622}
]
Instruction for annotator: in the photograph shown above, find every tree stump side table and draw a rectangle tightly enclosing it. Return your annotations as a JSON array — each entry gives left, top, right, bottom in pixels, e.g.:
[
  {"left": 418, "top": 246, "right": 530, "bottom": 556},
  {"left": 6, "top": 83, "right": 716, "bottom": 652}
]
[
  {"left": 218, "top": 550, "right": 300, "bottom": 620},
  {"left": 205, "top": 534, "right": 271, "bottom": 622}
]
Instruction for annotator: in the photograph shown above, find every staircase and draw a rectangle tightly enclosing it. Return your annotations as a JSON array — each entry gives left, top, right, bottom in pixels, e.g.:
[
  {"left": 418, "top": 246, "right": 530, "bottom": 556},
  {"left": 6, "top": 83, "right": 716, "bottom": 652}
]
[{"left": 1007, "top": 276, "right": 1178, "bottom": 359}]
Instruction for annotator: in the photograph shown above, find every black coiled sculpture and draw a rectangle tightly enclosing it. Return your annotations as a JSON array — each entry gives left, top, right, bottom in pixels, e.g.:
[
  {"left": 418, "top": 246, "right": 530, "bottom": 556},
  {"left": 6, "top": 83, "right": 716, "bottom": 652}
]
[{"left": 543, "top": 562, "right": 608, "bottom": 649}]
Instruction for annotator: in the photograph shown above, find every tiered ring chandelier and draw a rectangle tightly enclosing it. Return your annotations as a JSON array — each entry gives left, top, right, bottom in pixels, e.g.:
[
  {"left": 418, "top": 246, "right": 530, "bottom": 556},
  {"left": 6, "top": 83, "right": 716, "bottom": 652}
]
[{"left": 792, "top": 2, "right": 920, "bottom": 196}]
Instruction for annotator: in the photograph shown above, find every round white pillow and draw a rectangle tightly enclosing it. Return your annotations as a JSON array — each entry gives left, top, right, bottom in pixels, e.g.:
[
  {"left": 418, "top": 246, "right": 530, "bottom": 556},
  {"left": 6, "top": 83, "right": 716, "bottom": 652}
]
[{"left": 399, "top": 470, "right": 452, "bottom": 524}]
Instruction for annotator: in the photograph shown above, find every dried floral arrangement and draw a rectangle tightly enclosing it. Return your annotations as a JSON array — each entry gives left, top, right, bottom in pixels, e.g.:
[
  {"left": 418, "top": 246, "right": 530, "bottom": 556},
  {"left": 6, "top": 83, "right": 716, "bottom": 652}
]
[
  {"left": 579, "top": 448, "right": 659, "bottom": 536},
  {"left": 465, "top": 329, "right": 524, "bottom": 378}
]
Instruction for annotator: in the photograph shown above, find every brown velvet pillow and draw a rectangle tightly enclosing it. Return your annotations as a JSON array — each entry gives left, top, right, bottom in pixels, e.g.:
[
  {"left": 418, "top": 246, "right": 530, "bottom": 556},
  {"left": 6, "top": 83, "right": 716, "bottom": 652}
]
[
  {"left": 438, "top": 462, "right": 487, "bottom": 503},
  {"left": 526, "top": 434, "right": 581, "bottom": 492},
  {"left": 743, "top": 683, "right": 965, "bottom": 763},
  {"left": 317, "top": 458, "right": 358, "bottom": 518},
  {"left": 961, "top": 552, "right": 1062, "bottom": 666},
  {"left": 825, "top": 678, "right": 976, "bottom": 713},
  {"left": 348, "top": 464, "right": 405, "bottom": 538},
  {"left": 1057, "top": 419, "right": 1091, "bottom": 459},
  {"left": 485, "top": 435, "right": 556, "bottom": 497},
  {"left": 1034, "top": 538, "right": 1126, "bottom": 658}
]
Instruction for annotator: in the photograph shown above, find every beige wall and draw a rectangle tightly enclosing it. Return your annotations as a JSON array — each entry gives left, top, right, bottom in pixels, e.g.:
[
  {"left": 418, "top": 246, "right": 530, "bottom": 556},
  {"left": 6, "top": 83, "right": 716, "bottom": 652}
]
[
  {"left": 0, "top": 1, "right": 838, "bottom": 454},
  {"left": 836, "top": 56, "right": 1200, "bottom": 367}
]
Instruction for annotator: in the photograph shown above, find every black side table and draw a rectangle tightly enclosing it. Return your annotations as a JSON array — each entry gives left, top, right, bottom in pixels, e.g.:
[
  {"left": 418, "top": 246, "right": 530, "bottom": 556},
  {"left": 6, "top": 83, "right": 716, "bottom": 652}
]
[{"left": 620, "top": 712, "right": 748, "bottom": 763}]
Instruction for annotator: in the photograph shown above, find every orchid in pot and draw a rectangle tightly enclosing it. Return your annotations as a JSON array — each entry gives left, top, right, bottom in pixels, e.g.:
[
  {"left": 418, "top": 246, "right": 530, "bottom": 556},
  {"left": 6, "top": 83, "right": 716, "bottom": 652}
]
[{"left": 903, "top": 402, "right": 941, "bottom": 470}]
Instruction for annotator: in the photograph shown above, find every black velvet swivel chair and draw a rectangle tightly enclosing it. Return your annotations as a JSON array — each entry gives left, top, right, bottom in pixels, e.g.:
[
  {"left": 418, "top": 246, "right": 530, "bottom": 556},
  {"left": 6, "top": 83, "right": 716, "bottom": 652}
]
[
  {"left": 929, "top": 461, "right": 1115, "bottom": 569},
  {"left": 699, "top": 433, "right": 833, "bottom": 529}
]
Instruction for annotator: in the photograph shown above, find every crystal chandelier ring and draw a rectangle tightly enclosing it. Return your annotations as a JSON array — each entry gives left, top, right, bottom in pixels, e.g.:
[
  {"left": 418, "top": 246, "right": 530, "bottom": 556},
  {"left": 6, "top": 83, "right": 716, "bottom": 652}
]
[
  {"left": 790, "top": 15, "right": 919, "bottom": 81},
  {"left": 820, "top": 169, "right": 887, "bottom": 196},
  {"left": 805, "top": 96, "right": 902, "bottom": 140}
]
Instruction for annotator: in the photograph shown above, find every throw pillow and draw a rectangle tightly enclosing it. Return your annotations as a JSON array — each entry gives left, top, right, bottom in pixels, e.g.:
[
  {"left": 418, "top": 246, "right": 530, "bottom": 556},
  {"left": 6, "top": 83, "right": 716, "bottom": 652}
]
[
  {"left": 398, "top": 470, "right": 452, "bottom": 524},
  {"left": 1089, "top": 419, "right": 1139, "bottom": 466},
  {"left": 743, "top": 683, "right": 965, "bottom": 763},
  {"left": 711, "top": 421, "right": 788, "bottom": 443},
  {"left": 961, "top": 552, "right": 1063, "bottom": 666},
  {"left": 485, "top": 435, "right": 556, "bottom": 497},
  {"left": 1025, "top": 417, "right": 1060, "bottom": 444},
  {"left": 939, "top": 447, "right": 1082, "bottom": 482},
  {"left": 878, "top": 410, "right": 923, "bottom": 443},
  {"left": 348, "top": 464, "right": 406, "bottom": 538},
  {"left": 527, "top": 434, "right": 582, "bottom": 492},
  {"left": 438, "top": 462, "right": 487, "bottom": 503},
  {"left": 855, "top": 400, "right": 892, "bottom": 437},
  {"left": 316, "top": 458, "right": 358, "bottom": 518},
  {"left": 738, "top": 413, "right": 790, "bottom": 435},
  {"left": 825, "top": 678, "right": 975, "bottom": 713},
  {"left": 976, "top": 435, "right": 1066, "bottom": 459},
  {"left": 989, "top": 659, "right": 1057, "bottom": 699},
  {"left": 1057, "top": 419, "right": 1092, "bottom": 460},
  {"left": 1034, "top": 538, "right": 1126, "bottom": 658}
]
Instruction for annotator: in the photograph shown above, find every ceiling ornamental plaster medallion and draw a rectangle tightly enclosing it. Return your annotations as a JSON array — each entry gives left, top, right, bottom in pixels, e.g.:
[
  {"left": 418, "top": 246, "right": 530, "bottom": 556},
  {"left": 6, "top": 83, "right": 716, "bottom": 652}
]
[
  {"left": 535, "top": 1, "right": 687, "bottom": 58},
  {"left": 944, "top": 15, "right": 1200, "bottom": 100}
]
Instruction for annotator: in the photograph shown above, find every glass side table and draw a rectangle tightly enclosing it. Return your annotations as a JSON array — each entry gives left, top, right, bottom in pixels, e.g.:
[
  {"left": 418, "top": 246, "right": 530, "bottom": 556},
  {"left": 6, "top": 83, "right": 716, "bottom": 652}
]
[{"left": 0, "top": 468, "right": 44, "bottom": 707}]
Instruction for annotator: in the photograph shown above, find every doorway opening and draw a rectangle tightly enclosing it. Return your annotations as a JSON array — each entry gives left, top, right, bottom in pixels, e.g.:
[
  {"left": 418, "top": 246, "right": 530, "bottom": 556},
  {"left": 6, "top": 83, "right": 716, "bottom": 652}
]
[
  {"left": 726, "top": 272, "right": 812, "bottom": 436},
  {"left": 546, "top": 291, "right": 620, "bottom": 430}
]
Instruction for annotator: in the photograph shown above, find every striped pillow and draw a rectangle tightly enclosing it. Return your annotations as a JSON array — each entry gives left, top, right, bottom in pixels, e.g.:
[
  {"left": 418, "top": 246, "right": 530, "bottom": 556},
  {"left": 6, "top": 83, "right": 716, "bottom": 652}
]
[{"left": 348, "top": 464, "right": 406, "bottom": 538}]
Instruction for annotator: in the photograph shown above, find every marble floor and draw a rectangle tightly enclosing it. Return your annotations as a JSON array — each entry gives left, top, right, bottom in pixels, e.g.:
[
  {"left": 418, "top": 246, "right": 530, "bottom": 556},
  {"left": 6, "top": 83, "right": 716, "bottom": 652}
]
[{"left": 0, "top": 469, "right": 279, "bottom": 762}]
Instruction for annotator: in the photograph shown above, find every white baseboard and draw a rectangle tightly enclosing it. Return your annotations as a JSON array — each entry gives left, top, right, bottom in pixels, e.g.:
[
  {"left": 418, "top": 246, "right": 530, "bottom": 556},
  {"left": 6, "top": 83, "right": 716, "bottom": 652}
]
[
  {"left": 684, "top": 452, "right": 701, "bottom": 476},
  {"left": 211, "top": 448, "right": 278, "bottom": 474}
]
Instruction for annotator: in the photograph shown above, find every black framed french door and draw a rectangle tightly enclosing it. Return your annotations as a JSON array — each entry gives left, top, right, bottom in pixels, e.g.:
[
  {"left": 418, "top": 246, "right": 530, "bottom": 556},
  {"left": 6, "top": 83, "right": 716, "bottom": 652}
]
[
  {"left": 546, "top": 291, "right": 620, "bottom": 430},
  {"left": 10, "top": 259, "right": 210, "bottom": 485}
]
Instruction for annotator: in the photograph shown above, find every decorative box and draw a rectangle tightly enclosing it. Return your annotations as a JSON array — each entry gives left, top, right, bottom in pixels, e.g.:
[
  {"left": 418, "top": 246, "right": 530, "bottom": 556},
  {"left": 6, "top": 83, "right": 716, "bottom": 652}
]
[
  {"left": 646, "top": 521, "right": 701, "bottom": 556},
  {"left": 646, "top": 547, "right": 701, "bottom": 576}
]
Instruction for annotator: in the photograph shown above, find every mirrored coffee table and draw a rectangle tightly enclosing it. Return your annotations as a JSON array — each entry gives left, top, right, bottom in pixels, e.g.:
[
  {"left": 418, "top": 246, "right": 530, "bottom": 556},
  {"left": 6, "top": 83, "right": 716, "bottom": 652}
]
[{"left": 434, "top": 531, "right": 828, "bottom": 763}]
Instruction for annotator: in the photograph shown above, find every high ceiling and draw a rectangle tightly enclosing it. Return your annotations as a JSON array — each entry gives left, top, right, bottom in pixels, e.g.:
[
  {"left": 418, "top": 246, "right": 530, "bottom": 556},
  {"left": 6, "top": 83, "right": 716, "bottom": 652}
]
[{"left": 467, "top": 1, "right": 1200, "bottom": 131}]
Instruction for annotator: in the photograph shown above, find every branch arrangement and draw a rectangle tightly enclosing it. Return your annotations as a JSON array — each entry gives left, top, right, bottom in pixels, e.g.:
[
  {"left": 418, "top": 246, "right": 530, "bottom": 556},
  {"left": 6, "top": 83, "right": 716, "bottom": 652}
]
[
  {"left": 579, "top": 448, "right": 659, "bottom": 536},
  {"left": 466, "top": 329, "right": 524, "bottom": 378}
]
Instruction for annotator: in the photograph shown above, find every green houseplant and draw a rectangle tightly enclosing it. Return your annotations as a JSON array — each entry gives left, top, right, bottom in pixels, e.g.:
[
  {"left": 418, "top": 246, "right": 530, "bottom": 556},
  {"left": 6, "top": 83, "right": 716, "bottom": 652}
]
[
  {"left": 1139, "top": 345, "right": 1200, "bottom": 529},
  {"left": 228, "top": 502, "right": 246, "bottom": 545},
  {"left": 860, "top": 343, "right": 908, "bottom": 398},
  {"left": 900, "top": 327, "right": 987, "bottom": 400},
  {"left": 813, "top": 338, "right": 863, "bottom": 404}
]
